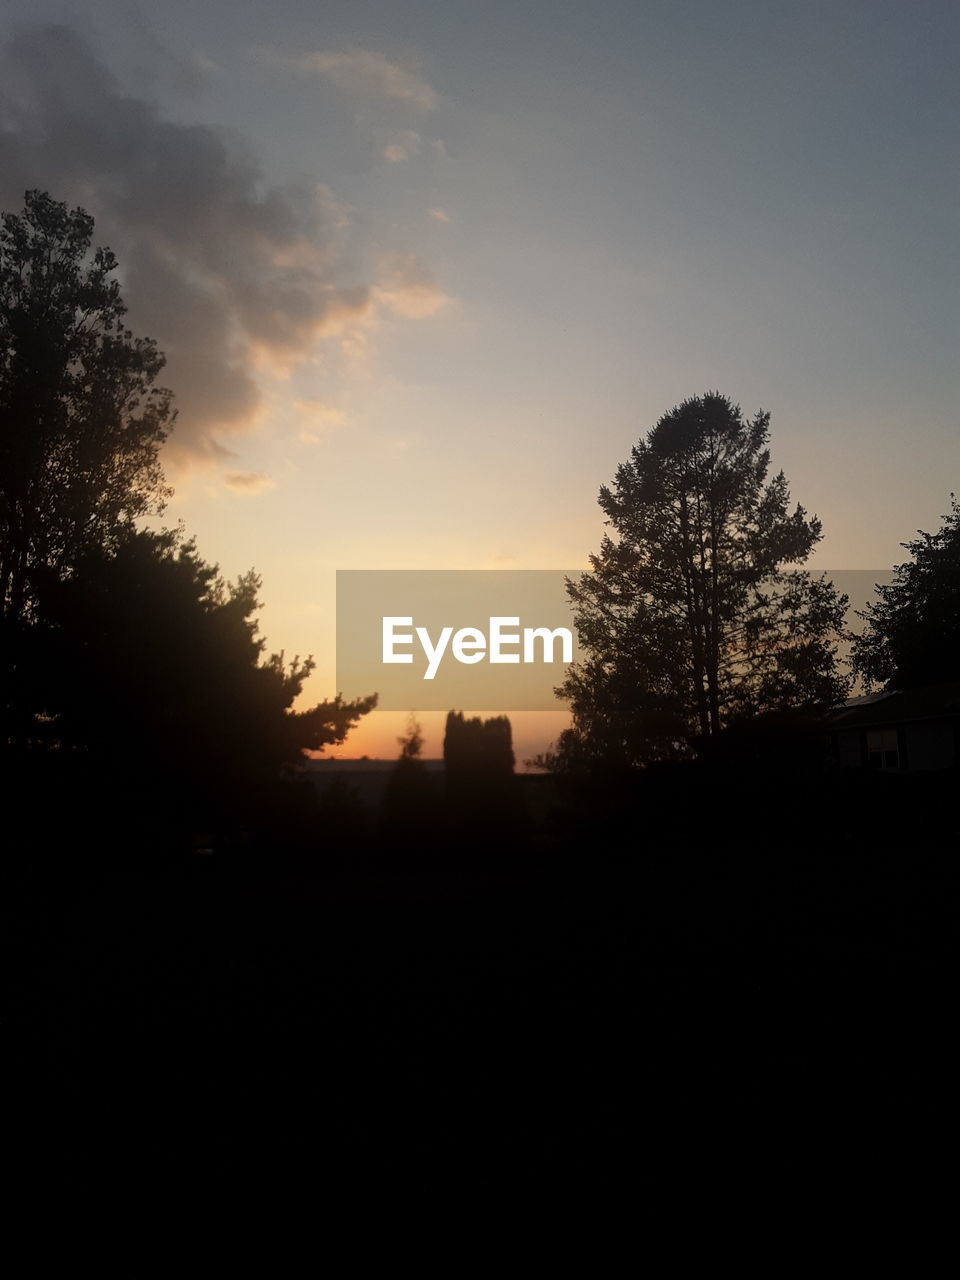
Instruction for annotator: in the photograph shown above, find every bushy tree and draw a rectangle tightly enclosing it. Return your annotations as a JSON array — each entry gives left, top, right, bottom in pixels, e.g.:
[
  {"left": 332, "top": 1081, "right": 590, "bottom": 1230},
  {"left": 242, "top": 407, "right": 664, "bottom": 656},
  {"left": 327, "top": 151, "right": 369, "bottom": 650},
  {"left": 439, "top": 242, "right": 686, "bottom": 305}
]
[
  {"left": 852, "top": 495, "right": 960, "bottom": 690},
  {"left": 0, "top": 191, "right": 378, "bottom": 853},
  {"left": 29, "top": 529, "right": 376, "bottom": 790},
  {"left": 558, "top": 393, "right": 850, "bottom": 767},
  {"left": 443, "top": 711, "right": 515, "bottom": 779},
  {"left": 397, "top": 714, "right": 425, "bottom": 761},
  {"left": 381, "top": 715, "right": 432, "bottom": 837},
  {"left": 443, "top": 711, "right": 518, "bottom": 827},
  {"left": 0, "top": 190, "right": 173, "bottom": 622}
]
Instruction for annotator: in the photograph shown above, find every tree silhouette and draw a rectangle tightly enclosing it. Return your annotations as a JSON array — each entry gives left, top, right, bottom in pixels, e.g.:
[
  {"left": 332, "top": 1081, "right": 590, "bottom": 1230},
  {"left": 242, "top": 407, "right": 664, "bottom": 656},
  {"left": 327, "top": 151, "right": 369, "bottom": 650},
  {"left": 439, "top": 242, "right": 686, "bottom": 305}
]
[
  {"left": 442, "top": 711, "right": 519, "bottom": 833},
  {"left": 852, "top": 494, "right": 960, "bottom": 691},
  {"left": 0, "top": 190, "right": 173, "bottom": 623},
  {"left": 0, "top": 191, "right": 376, "bottom": 794},
  {"left": 558, "top": 393, "right": 850, "bottom": 766},
  {"left": 443, "top": 711, "right": 515, "bottom": 780},
  {"left": 397, "top": 714, "right": 425, "bottom": 761},
  {"left": 28, "top": 529, "right": 376, "bottom": 795},
  {"left": 381, "top": 714, "right": 433, "bottom": 839}
]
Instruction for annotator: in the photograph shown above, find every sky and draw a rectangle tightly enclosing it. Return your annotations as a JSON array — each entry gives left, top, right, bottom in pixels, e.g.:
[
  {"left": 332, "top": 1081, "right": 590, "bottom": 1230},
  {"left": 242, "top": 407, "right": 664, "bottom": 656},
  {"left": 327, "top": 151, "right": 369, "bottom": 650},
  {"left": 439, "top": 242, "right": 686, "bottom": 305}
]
[{"left": 1, "top": 0, "right": 956, "bottom": 761}]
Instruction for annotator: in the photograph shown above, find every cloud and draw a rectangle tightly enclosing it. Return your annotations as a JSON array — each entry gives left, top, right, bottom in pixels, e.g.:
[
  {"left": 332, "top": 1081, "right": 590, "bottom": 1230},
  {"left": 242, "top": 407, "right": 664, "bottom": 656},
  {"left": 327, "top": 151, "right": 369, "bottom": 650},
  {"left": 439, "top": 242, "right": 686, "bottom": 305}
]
[
  {"left": 428, "top": 207, "right": 452, "bottom": 223},
  {"left": 295, "top": 399, "right": 346, "bottom": 425},
  {"left": 295, "top": 398, "right": 346, "bottom": 443},
  {"left": 375, "top": 253, "right": 450, "bottom": 319},
  {"left": 289, "top": 49, "right": 438, "bottom": 111},
  {"left": 0, "top": 25, "right": 445, "bottom": 467},
  {"left": 382, "top": 131, "right": 422, "bottom": 164},
  {"left": 110, "top": 1, "right": 216, "bottom": 100},
  {"left": 224, "top": 471, "right": 274, "bottom": 495}
]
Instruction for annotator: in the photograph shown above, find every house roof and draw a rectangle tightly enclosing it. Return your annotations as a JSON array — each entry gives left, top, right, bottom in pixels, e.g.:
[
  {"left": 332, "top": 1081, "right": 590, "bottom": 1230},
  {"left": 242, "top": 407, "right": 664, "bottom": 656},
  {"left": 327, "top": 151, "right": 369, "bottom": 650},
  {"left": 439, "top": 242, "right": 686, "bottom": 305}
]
[{"left": 830, "top": 681, "right": 960, "bottom": 731}]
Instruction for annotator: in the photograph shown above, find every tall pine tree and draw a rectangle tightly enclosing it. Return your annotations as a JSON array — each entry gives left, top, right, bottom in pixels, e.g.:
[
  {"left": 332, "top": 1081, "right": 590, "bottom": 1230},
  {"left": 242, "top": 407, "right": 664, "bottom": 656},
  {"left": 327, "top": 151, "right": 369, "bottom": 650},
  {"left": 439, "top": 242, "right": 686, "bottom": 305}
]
[{"left": 558, "top": 392, "right": 850, "bottom": 766}]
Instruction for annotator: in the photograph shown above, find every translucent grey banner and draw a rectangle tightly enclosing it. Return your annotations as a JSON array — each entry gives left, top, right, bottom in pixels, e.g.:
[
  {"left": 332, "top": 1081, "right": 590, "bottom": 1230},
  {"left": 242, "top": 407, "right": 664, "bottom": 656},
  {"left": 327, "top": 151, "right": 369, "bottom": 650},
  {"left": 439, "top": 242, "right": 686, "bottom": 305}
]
[
  {"left": 337, "top": 570, "right": 584, "bottom": 710},
  {"left": 335, "top": 569, "right": 894, "bottom": 711}
]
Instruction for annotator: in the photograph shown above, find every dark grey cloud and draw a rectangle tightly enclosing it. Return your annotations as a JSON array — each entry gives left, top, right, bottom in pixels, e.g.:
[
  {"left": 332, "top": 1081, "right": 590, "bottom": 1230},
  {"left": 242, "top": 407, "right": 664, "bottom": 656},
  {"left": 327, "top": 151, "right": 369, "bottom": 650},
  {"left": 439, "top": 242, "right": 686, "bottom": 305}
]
[{"left": 0, "top": 23, "right": 381, "bottom": 465}]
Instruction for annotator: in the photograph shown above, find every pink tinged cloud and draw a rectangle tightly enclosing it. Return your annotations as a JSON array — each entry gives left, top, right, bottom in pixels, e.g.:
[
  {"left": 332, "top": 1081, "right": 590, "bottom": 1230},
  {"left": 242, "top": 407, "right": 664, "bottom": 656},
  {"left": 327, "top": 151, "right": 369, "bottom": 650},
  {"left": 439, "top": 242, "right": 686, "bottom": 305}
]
[
  {"left": 375, "top": 253, "right": 450, "bottom": 319},
  {"left": 290, "top": 49, "right": 438, "bottom": 111},
  {"left": 0, "top": 25, "right": 447, "bottom": 467},
  {"left": 224, "top": 471, "right": 275, "bottom": 495},
  {"left": 383, "top": 131, "right": 422, "bottom": 163},
  {"left": 296, "top": 399, "right": 347, "bottom": 443}
]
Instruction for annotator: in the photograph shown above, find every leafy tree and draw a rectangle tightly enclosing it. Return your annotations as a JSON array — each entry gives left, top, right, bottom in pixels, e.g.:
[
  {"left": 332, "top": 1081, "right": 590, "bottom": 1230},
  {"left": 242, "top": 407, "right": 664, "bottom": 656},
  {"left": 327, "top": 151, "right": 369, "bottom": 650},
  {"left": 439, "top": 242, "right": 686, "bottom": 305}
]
[
  {"left": 852, "top": 495, "right": 960, "bottom": 691},
  {"left": 397, "top": 714, "right": 425, "bottom": 761},
  {"left": 381, "top": 715, "right": 432, "bottom": 836},
  {"left": 28, "top": 529, "right": 376, "bottom": 791},
  {"left": 0, "top": 191, "right": 378, "bottom": 847},
  {"left": 443, "top": 711, "right": 519, "bottom": 831},
  {"left": 0, "top": 189, "right": 173, "bottom": 622},
  {"left": 443, "top": 711, "right": 515, "bottom": 779},
  {"left": 557, "top": 392, "right": 850, "bottom": 767},
  {"left": 524, "top": 727, "right": 591, "bottom": 774}
]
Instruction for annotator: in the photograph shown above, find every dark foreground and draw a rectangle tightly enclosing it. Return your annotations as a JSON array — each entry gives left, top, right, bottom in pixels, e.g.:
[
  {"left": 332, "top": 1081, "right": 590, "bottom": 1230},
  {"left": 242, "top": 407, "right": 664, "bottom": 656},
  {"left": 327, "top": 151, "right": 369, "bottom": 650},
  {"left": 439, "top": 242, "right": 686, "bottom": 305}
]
[{"left": 4, "top": 770, "right": 958, "bottom": 1260}]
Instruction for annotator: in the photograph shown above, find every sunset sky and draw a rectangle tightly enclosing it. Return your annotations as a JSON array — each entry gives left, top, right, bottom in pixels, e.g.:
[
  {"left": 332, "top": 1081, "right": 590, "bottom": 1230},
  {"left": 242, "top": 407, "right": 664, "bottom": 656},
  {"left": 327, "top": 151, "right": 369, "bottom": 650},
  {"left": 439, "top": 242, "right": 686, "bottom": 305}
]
[{"left": 2, "top": 1, "right": 956, "bottom": 760}]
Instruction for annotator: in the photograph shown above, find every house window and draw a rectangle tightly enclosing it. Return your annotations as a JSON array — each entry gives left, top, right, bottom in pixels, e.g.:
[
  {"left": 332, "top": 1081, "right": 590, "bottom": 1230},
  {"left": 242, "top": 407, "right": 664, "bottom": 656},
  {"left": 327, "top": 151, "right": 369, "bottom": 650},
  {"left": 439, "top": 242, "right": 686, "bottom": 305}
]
[{"left": 866, "top": 728, "right": 900, "bottom": 770}]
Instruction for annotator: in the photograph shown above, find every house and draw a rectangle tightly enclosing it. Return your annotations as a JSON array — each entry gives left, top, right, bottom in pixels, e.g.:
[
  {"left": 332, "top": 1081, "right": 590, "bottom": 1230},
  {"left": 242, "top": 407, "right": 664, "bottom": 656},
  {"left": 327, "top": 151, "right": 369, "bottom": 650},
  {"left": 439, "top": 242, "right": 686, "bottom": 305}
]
[{"left": 829, "top": 682, "right": 960, "bottom": 772}]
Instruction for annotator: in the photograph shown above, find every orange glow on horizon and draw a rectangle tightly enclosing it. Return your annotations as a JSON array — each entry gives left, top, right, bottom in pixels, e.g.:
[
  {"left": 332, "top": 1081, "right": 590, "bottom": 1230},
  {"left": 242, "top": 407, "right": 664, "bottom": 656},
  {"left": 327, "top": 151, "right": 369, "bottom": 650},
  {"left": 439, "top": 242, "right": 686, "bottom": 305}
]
[{"left": 309, "top": 707, "right": 571, "bottom": 769}]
